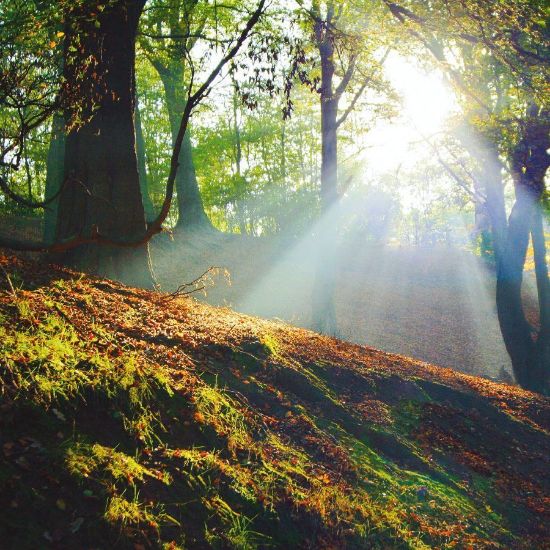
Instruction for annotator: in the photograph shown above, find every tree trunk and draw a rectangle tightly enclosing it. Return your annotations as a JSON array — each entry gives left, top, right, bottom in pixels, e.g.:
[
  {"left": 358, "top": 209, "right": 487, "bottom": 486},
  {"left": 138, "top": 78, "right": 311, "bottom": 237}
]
[
  {"left": 43, "top": 113, "right": 65, "bottom": 244},
  {"left": 311, "top": 25, "right": 340, "bottom": 336},
  {"left": 158, "top": 67, "right": 212, "bottom": 231},
  {"left": 56, "top": 0, "right": 152, "bottom": 286},
  {"left": 479, "top": 140, "right": 507, "bottom": 256},
  {"left": 495, "top": 189, "right": 538, "bottom": 389},
  {"left": 531, "top": 205, "right": 550, "bottom": 383},
  {"left": 135, "top": 101, "right": 156, "bottom": 223},
  {"left": 456, "top": 126, "right": 507, "bottom": 253},
  {"left": 494, "top": 105, "right": 550, "bottom": 393},
  {"left": 455, "top": 126, "right": 547, "bottom": 389}
]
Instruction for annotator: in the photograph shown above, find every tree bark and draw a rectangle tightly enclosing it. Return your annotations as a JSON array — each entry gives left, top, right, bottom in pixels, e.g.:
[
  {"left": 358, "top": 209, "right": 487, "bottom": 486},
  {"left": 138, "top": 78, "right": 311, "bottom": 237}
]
[
  {"left": 494, "top": 105, "right": 550, "bottom": 393},
  {"left": 135, "top": 101, "right": 156, "bottom": 223},
  {"left": 495, "top": 189, "right": 538, "bottom": 389},
  {"left": 311, "top": 93, "right": 339, "bottom": 335},
  {"left": 43, "top": 113, "right": 65, "bottom": 244},
  {"left": 531, "top": 205, "right": 550, "bottom": 383},
  {"left": 56, "top": 0, "right": 152, "bottom": 286},
  {"left": 311, "top": 5, "right": 340, "bottom": 336},
  {"left": 155, "top": 63, "right": 213, "bottom": 231}
]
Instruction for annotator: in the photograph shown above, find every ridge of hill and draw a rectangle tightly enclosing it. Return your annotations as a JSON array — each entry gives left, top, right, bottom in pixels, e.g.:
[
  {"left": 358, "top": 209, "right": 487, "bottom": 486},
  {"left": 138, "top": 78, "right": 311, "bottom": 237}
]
[
  {"left": 0, "top": 252, "right": 548, "bottom": 549},
  {"left": 152, "top": 232, "right": 524, "bottom": 379}
]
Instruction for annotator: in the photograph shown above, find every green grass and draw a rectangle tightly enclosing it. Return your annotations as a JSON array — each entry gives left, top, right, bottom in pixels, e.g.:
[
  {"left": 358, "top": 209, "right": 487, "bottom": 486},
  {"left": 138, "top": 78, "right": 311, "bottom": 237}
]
[{"left": 0, "top": 263, "right": 546, "bottom": 549}]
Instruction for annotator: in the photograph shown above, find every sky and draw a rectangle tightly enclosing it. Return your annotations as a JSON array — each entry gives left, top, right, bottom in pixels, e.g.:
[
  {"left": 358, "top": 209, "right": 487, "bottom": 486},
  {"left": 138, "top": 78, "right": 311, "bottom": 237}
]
[{"left": 356, "top": 52, "right": 460, "bottom": 211}]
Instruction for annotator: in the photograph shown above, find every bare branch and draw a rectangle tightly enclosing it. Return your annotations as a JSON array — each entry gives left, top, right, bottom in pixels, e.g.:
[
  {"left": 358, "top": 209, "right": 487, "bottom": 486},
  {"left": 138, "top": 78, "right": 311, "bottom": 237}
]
[
  {"left": 334, "top": 53, "right": 357, "bottom": 100},
  {"left": 0, "top": 174, "right": 69, "bottom": 209},
  {"left": 336, "top": 49, "right": 390, "bottom": 127}
]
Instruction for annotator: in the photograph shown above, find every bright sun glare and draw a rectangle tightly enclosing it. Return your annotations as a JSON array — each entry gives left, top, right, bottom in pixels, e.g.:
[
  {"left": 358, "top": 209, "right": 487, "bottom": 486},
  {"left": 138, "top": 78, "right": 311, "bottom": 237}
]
[
  {"left": 356, "top": 53, "right": 458, "bottom": 210},
  {"left": 385, "top": 54, "right": 457, "bottom": 134}
]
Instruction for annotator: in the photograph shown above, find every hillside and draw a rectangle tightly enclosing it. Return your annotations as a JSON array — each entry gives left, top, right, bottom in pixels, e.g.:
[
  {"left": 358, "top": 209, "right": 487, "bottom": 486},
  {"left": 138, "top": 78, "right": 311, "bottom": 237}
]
[
  {"left": 0, "top": 252, "right": 549, "bottom": 549},
  {"left": 153, "top": 231, "right": 527, "bottom": 379}
]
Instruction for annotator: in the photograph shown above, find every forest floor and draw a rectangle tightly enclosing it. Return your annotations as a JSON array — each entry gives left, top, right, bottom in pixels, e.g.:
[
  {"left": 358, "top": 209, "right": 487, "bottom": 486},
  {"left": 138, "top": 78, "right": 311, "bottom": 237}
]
[
  {"left": 0, "top": 250, "right": 548, "bottom": 549},
  {"left": 152, "top": 230, "right": 538, "bottom": 381}
]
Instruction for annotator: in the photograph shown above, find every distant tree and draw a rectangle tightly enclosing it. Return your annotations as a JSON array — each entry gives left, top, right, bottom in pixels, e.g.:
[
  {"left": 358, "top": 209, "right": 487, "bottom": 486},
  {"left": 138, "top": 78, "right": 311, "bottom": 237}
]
[
  {"left": 300, "top": 0, "right": 390, "bottom": 335},
  {"left": 139, "top": 0, "right": 214, "bottom": 231},
  {"left": 0, "top": 0, "right": 72, "bottom": 220}
]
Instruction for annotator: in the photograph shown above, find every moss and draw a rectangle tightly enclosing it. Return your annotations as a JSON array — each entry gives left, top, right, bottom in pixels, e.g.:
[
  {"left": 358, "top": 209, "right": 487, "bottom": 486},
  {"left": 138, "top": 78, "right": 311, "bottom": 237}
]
[{"left": 0, "top": 261, "right": 544, "bottom": 549}]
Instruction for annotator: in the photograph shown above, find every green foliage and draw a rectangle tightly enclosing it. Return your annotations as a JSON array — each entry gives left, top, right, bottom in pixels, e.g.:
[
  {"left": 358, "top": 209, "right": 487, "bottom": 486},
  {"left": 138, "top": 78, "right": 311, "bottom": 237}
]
[
  {"left": 194, "top": 382, "right": 255, "bottom": 454},
  {"left": 0, "top": 309, "right": 170, "bottom": 408},
  {"left": 1, "top": 263, "right": 546, "bottom": 548}
]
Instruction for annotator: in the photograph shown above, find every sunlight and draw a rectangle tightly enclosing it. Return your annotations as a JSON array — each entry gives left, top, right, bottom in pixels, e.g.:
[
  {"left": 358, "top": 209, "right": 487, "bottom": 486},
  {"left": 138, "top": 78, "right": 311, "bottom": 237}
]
[
  {"left": 359, "top": 55, "right": 456, "bottom": 165},
  {"left": 354, "top": 54, "right": 458, "bottom": 211},
  {"left": 2, "top": 1, "right": 548, "bottom": 547},
  {"left": 385, "top": 54, "right": 457, "bottom": 134}
]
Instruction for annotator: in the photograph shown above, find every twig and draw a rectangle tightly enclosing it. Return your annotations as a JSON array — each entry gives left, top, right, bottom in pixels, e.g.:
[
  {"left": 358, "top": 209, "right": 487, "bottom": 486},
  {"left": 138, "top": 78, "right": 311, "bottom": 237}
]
[
  {"left": 0, "top": 262, "right": 17, "bottom": 299},
  {"left": 160, "top": 266, "right": 229, "bottom": 302}
]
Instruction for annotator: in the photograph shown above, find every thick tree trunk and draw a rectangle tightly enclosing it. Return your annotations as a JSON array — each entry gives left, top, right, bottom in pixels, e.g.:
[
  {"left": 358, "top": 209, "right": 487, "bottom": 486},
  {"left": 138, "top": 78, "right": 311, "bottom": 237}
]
[
  {"left": 319, "top": 98, "right": 339, "bottom": 210},
  {"left": 494, "top": 105, "right": 550, "bottom": 393},
  {"left": 495, "top": 189, "right": 538, "bottom": 389},
  {"left": 135, "top": 102, "right": 156, "bottom": 223},
  {"left": 479, "top": 141, "right": 507, "bottom": 256},
  {"left": 456, "top": 126, "right": 507, "bottom": 254},
  {"left": 56, "top": 0, "right": 151, "bottom": 286},
  {"left": 531, "top": 205, "right": 550, "bottom": 383},
  {"left": 456, "top": 126, "right": 546, "bottom": 389},
  {"left": 43, "top": 113, "right": 65, "bottom": 244}
]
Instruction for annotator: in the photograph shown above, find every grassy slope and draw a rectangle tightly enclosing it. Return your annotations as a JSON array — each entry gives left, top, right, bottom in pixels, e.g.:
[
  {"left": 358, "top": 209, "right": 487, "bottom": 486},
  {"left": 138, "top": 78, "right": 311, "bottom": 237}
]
[{"left": 0, "top": 253, "right": 548, "bottom": 550}]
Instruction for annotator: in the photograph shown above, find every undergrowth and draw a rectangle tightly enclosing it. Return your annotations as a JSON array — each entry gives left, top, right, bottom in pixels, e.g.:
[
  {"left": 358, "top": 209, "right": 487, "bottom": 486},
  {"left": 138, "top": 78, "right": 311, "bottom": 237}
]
[{"left": 0, "top": 260, "right": 547, "bottom": 549}]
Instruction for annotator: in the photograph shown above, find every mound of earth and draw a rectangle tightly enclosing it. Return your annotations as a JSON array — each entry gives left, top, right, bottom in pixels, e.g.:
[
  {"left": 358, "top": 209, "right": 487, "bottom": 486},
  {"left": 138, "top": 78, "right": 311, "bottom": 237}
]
[{"left": 0, "top": 252, "right": 548, "bottom": 549}]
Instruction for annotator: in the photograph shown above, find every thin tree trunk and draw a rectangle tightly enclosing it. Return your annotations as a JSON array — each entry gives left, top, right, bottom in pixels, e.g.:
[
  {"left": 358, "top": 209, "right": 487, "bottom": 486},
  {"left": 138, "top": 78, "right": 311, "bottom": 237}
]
[
  {"left": 531, "top": 205, "right": 550, "bottom": 384},
  {"left": 532, "top": 206, "right": 550, "bottom": 334},
  {"left": 311, "top": 16, "right": 340, "bottom": 336},
  {"left": 232, "top": 85, "right": 247, "bottom": 234},
  {"left": 159, "top": 67, "right": 212, "bottom": 230},
  {"left": 135, "top": 101, "right": 155, "bottom": 223},
  {"left": 311, "top": 95, "right": 339, "bottom": 335},
  {"left": 281, "top": 119, "right": 286, "bottom": 184}
]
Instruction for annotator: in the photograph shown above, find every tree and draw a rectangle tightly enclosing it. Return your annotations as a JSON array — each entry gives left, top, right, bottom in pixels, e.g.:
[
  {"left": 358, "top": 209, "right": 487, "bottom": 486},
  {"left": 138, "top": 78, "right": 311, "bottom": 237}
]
[
  {"left": 55, "top": 0, "right": 150, "bottom": 284},
  {"left": 386, "top": 0, "right": 550, "bottom": 391},
  {"left": 135, "top": 100, "right": 156, "bottom": 223},
  {"left": 139, "top": 0, "right": 214, "bottom": 231},
  {"left": 0, "top": 0, "right": 72, "bottom": 225},
  {"left": 0, "top": 0, "right": 267, "bottom": 283},
  {"left": 302, "top": 0, "right": 389, "bottom": 334},
  {"left": 43, "top": 113, "right": 65, "bottom": 244}
]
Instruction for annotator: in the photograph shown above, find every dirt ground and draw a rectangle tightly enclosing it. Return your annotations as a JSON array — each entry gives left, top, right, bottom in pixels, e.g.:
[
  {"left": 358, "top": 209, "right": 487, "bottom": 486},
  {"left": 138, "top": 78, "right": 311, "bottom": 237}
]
[
  {"left": 2, "top": 251, "right": 548, "bottom": 549},
  {"left": 152, "top": 230, "right": 535, "bottom": 380},
  {"left": 0, "top": 215, "right": 532, "bottom": 380}
]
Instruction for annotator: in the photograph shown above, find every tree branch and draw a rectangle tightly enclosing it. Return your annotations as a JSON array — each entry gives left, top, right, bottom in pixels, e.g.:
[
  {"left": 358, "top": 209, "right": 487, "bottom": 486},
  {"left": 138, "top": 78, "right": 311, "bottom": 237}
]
[
  {"left": 334, "top": 53, "right": 357, "bottom": 99},
  {"left": 335, "top": 49, "right": 390, "bottom": 128},
  {"left": 0, "top": 174, "right": 70, "bottom": 210},
  {"left": 0, "top": 0, "right": 267, "bottom": 254}
]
